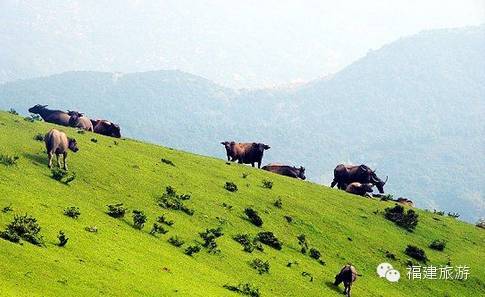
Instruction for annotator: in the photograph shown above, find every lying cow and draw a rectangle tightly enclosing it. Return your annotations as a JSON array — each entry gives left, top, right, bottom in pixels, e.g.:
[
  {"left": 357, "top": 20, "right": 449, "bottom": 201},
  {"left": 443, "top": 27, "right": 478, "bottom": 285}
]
[
  {"left": 262, "top": 164, "right": 306, "bottom": 180},
  {"left": 220, "top": 141, "right": 270, "bottom": 168},
  {"left": 334, "top": 264, "right": 358, "bottom": 297},
  {"left": 28, "top": 104, "right": 70, "bottom": 126},
  {"left": 345, "top": 182, "right": 374, "bottom": 197},
  {"left": 45, "top": 129, "right": 79, "bottom": 170},
  {"left": 331, "top": 164, "right": 388, "bottom": 193},
  {"left": 91, "top": 119, "right": 121, "bottom": 138},
  {"left": 68, "top": 111, "right": 94, "bottom": 132}
]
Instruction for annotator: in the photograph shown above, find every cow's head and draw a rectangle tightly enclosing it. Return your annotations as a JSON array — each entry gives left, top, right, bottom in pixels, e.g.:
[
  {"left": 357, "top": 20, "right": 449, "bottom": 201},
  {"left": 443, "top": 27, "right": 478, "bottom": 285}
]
[
  {"left": 370, "top": 170, "right": 388, "bottom": 194},
  {"left": 108, "top": 123, "right": 121, "bottom": 138},
  {"left": 221, "top": 141, "right": 235, "bottom": 151},
  {"left": 256, "top": 143, "right": 270, "bottom": 152},
  {"left": 362, "top": 183, "right": 374, "bottom": 193},
  {"left": 298, "top": 166, "right": 306, "bottom": 180},
  {"left": 28, "top": 104, "right": 48, "bottom": 113},
  {"left": 67, "top": 110, "right": 84, "bottom": 118},
  {"left": 68, "top": 138, "right": 79, "bottom": 152}
]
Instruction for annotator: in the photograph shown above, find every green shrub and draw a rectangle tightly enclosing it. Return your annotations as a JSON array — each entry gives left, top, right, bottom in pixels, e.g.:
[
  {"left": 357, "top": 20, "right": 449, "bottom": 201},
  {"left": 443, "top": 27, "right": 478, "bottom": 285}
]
[
  {"left": 256, "top": 231, "right": 282, "bottom": 250},
  {"left": 168, "top": 236, "right": 184, "bottom": 247},
  {"left": 242, "top": 172, "right": 249, "bottom": 179},
  {"left": 200, "top": 227, "right": 223, "bottom": 254},
  {"left": 157, "top": 214, "right": 174, "bottom": 226},
  {"left": 184, "top": 244, "right": 201, "bottom": 256},
  {"left": 132, "top": 210, "right": 147, "bottom": 229},
  {"left": 429, "top": 239, "right": 446, "bottom": 251},
  {"left": 234, "top": 234, "right": 255, "bottom": 253},
  {"left": 224, "top": 182, "right": 238, "bottom": 192},
  {"left": 223, "top": 283, "right": 260, "bottom": 297},
  {"left": 157, "top": 186, "right": 194, "bottom": 216},
  {"left": 106, "top": 203, "right": 127, "bottom": 218},
  {"left": 8, "top": 108, "right": 18, "bottom": 115},
  {"left": 273, "top": 198, "right": 282, "bottom": 208},
  {"left": 160, "top": 158, "right": 175, "bottom": 166},
  {"left": 91, "top": 138, "right": 98, "bottom": 143},
  {"left": 384, "top": 204, "right": 419, "bottom": 231},
  {"left": 0, "top": 214, "right": 44, "bottom": 246},
  {"left": 51, "top": 168, "right": 76, "bottom": 184},
  {"left": 309, "top": 247, "right": 321, "bottom": 260},
  {"left": 379, "top": 194, "right": 394, "bottom": 201},
  {"left": 262, "top": 179, "right": 273, "bottom": 189},
  {"left": 284, "top": 215, "right": 293, "bottom": 223},
  {"left": 244, "top": 208, "right": 263, "bottom": 227},
  {"left": 405, "top": 245, "right": 428, "bottom": 262},
  {"left": 2, "top": 205, "right": 13, "bottom": 213},
  {"left": 447, "top": 212, "right": 460, "bottom": 218},
  {"left": 33, "top": 133, "right": 44, "bottom": 141},
  {"left": 149, "top": 223, "right": 168, "bottom": 236},
  {"left": 57, "top": 231, "right": 69, "bottom": 247},
  {"left": 0, "top": 154, "right": 19, "bottom": 166},
  {"left": 64, "top": 206, "right": 81, "bottom": 219},
  {"left": 297, "top": 234, "right": 309, "bottom": 254},
  {"left": 249, "top": 258, "right": 270, "bottom": 274},
  {"left": 433, "top": 210, "right": 445, "bottom": 216}
]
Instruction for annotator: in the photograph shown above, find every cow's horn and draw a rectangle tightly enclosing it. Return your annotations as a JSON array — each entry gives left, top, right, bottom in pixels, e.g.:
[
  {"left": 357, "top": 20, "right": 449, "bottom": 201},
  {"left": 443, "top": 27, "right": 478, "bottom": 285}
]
[{"left": 384, "top": 176, "right": 389, "bottom": 184}]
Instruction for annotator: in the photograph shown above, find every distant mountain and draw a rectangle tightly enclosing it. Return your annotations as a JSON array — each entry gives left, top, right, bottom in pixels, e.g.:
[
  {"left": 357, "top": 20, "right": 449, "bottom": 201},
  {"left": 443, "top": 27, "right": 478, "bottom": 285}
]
[{"left": 1, "top": 26, "right": 484, "bottom": 222}]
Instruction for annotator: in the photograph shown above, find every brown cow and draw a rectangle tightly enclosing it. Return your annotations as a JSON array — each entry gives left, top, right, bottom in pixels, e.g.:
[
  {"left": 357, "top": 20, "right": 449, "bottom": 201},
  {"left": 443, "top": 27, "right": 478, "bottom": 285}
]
[
  {"left": 68, "top": 111, "right": 94, "bottom": 132},
  {"left": 91, "top": 119, "right": 121, "bottom": 138},
  {"left": 221, "top": 142, "right": 270, "bottom": 168},
  {"left": 44, "top": 129, "right": 79, "bottom": 170},
  {"left": 345, "top": 182, "right": 374, "bottom": 197},
  {"left": 396, "top": 197, "right": 414, "bottom": 207},
  {"left": 262, "top": 164, "right": 306, "bottom": 180},
  {"left": 331, "top": 164, "right": 388, "bottom": 193},
  {"left": 28, "top": 104, "right": 70, "bottom": 126},
  {"left": 334, "top": 264, "right": 358, "bottom": 297}
]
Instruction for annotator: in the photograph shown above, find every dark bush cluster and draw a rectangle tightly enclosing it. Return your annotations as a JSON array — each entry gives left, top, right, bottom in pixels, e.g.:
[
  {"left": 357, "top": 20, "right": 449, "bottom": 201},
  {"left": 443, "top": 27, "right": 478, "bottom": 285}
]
[
  {"left": 0, "top": 214, "right": 44, "bottom": 246},
  {"left": 433, "top": 210, "right": 445, "bottom": 216},
  {"left": 106, "top": 203, "right": 128, "bottom": 218},
  {"left": 149, "top": 223, "right": 168, "bottom": 236},
  {"left": 233, "top": 233, "right": 263, "bottom": 253},
  {"left": 429, "top": 239, "right": 446, "bottom": 251},
  {"left": 223, "top": 283, "right": 260, "bottom": 297},
  {"left": 57, "top": 230, "right": 69, "bottom": 247},
  {"left": 447, "top": 212, "right": 460, "bottom": 218},
  {"left": 168, "top": 236, "right": 184, "bottom": 247},
  {"left": 51, "top": 168, "right": 76, "bottom": 185},
  {"left": 244, "top": 208, "right": 263, "bottom": 227},
  {"left": 284, "top": 215, "right": 293, "bottom": 223},
  {"left": 379, "top": 194, "right": 394, "bottom": 201},
  {"left": 256, "top": 231, "right": 282, "bottom": 250},
  {"left": 200, "top": 227, "right": 224, "bottom": 254},
  {"left": 2, "top": 205, "right": 13, "bottom": 213},
  {"left": 8, "top": 108, "right": 19, "bottom": 115},
  {"left": 0, "top": 154, "right": 19, "bottom": 166},
  {"left": 384, "top": 204, "right": 419, "bottom": 231},
  {"left": 405, "top": 245, "right": 428, "bottom": 262},
  {"left": 157, "top": 186, "right": 194, "bottom": 216},
  {"left": 224, "top": 181, "right": 238, "bottom": 192},
  {"left": 273, "top": 198, "right": 282, "bottom": 208},
  {"left": 33, "top": 133, "right": 45, "bottom": 141},
  {"left": 161, "top": 158, "right": 175, "bottom": 166},
  {"left": 132, "top": 210, "right": 147, "bottom": 229},
  {"left": 262, "top": 179, "right": 273, "bottom": 189},
  {"left": 91, "top": 138, "right": 98, "bottom": 143},
  {"left": 297, "top": 234, "right": 309, "bottom": 254},
  {"left": 157, "top": 214, "right": 174, "bottom": 226},
  {"left": 309, "top": 247, "right": 321, "bottom": 260},
  {"left": 184, "top": 244, "right": 201, "bottom": 256},
  {"left": 249, "top": 258, "right": 270, "bottom": 275},
  {"left": 64, "top": 206, "right": 81, "bottom": 219}
]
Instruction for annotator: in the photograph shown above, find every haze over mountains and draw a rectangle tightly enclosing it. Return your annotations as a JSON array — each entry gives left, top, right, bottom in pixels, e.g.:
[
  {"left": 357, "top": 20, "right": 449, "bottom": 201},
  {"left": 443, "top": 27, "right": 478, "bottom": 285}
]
[{"left": 1, "top": 26, "right": 484, "bottom": 222}]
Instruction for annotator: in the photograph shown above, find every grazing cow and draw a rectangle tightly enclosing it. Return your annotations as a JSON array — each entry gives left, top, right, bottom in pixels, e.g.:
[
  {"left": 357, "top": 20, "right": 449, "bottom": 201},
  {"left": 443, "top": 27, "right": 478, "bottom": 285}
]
[
  {"left": 345, "top": 182, "right": 374, "bottom": 197},
  {"left": 396, "top": 197, "right": 414, "bottom": 207},
  {"left": 220, "top": 142, "right": 270, "bottom": 168},
  {"left": 28, "top": 104, "right": 70, "bottom": 126},
  {"left": 334, "top": 264, "right": 358, "bottom": 297},
  {"left": 331, "top": 164, "right": 388, "bottom": 193},
  {"left": 91, "top": 119, "right": 121, "bottom": 138},
  {"left": 67, "top": 111, "right": 94, "bottom": 132},
  {"left": 262, "top": 164, "right": 306, "bottom": 180},
  {"left": 44, "top": 129, "right": 79, "bottom": 170}
]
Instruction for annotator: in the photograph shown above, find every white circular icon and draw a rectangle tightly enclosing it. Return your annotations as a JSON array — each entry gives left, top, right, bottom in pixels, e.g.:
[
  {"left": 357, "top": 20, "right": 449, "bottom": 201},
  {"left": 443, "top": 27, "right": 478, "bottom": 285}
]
[
  {"left": 385, "top": 269, "right": 401, "bottom": 282},
  {"left": 377, "top": 262, "right": 393, "bottom": 278}
]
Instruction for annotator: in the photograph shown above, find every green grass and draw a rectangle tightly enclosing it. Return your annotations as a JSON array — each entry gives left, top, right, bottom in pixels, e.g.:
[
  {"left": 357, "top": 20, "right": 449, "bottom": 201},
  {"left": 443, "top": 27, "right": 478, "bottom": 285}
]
[{"left": 0, "top": 111, "right": 483, "bottom": 297}]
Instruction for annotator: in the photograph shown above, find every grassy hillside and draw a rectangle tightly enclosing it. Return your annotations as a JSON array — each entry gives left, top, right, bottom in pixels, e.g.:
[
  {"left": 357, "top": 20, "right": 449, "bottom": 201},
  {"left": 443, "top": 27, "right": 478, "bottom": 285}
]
[{"left": 0, "top": 111, "right": 483, "bottom": 297}]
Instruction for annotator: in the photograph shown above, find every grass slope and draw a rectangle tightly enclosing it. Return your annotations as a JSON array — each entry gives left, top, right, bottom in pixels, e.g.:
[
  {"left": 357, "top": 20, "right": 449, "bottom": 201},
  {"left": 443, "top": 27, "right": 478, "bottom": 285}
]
[{"left": 0, "top": 111, "right": 483, "bottom": 297}]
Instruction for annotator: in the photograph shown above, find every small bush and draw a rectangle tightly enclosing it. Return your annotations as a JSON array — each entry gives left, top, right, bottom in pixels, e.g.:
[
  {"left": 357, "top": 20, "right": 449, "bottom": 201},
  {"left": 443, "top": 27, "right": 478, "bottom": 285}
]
[
  {"left": 433, "top": 209, "right": 445, "bottom": 216},
  {"left": 301, "top": 271, "right": 314, "bottom": 282},
  {"left": 50, "top": 168, "right": 76, "bottom": 184},
  {"left": 168, "top": 236, "right": 184, "bottom": 247},
  {"left": 77, "top": 130, "right": 86, "bottom": 134},
  {"left": 297, "top": 234, "right": 309, "bottom": 254},
  {"left": 8, "top": 108, "right": 19, "bottom": 115},
  {"left": 157, "top": 214, "right": 174, "bottom": 226},
  {"left": 0, "top": 154, "right": 19, "bottom": 166},
  {"left": 149, "top": 223, "right": 168, "bottom": 236},
  {"left": 91, "top": 138, "right": 98, "bottom": 143},
  {"left": 429, "top": 239, "right": 446, "bottom": 251},
  {"left": 385, "top": 251, "right": 397, "bottom": 260},
  {"left": 256, "top": 231, "right": 282, "bottom": 250},
  {"left": 84, "top": 226, "right": 98, "bottom": 233},
  {"left": 244, "top": 208, "right": 263, "bottom": 227},
  {"left": 157, "top": 186, "right": 194, "bottom": 216},
  {"left": 2, "top": 205, "right": 13, "bottom": 213},
  {"left": 200, "top": 227, "right": 224, "bottom": 254},
  {"left": 57, "top": 231, "right": 69, "bottom": 247},
  {"left": 262, "top": 179, "right": 273, "bottom": 189},
  {"left": 33, "top": 133, "right": 44, "bottom": 141},
  {"left": 309, "top": 247, "right": 321, "bottom": 260},
  {"left": 0, "top": 214, "right": 43, "bottom": 246},
  {"left": 224, "top": 181, "right": 238, "bottom": 192},
  {"left": 233, "top": 233, "right": 263, "bottom": 253},
  {"left": 132, "top": 210, "right": 147, "bottom": 229},
  {"left": 284, "top": 215, "right": 293, "bottom": 223},
  {"left": 447, "top": 212, "right": 460, "bottom": 218},
  {"left": 384, "top": 204, "right": 419, "bottom": 231},
  {"left": 223, "top": 283, "right": 260, "bottom": 297},
  {"left": 242, "top": 172, "right": 249, "bottom": 178},
  {"left": 106, "top": 203, "right": 127, "bottom": 218},
  {"left": 161, "top": 158, "right": 175, "bottom": 166},
  {"left": 184, "top": 244, "right": 201, "bottom": 256},
  {"left": 63, "top": 206, "right": 81, "bottom": 219},
  {"left": 405, "top": 245, "right": 428, "bottom": 262},
  {"left": 273, "top": 198, "right": 282, "bottom": 208},
  {"left": 379, "top": 194, "right": 394, "bottom": 201},
  {"left": 249, "top": 258, "right": 270, "bottom": 274}
]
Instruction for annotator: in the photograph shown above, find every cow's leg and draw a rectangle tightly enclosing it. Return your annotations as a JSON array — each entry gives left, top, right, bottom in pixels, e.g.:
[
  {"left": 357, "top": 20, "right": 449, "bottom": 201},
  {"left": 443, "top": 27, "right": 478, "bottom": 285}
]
[
  {"left": 56, "top": 154, "right": 61, "bottom": 168},
  {"left": 257, "top": 161, "right": 261, "bottom": 168},
  {"left": 347, "top": 284, "right": 352, "bottom": 297},
  {"left": 48, "top": 152, "right": 53, "bottom": 168},
  {"left": 331, "top": 179, "right": 338, "bottom": 188},
  {"left": 251, "top": 163, "right": 255, "bottom": 167},
  {"left": 63, "top": 153, "right": 68, "bottom": 171}
]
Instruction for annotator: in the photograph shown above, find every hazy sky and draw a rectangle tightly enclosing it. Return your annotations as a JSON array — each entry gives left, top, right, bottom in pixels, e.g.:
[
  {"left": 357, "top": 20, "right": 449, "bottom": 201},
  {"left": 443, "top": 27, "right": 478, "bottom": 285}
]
[{"left": 2, "top": 0, "right": 485, "bottom": 88}]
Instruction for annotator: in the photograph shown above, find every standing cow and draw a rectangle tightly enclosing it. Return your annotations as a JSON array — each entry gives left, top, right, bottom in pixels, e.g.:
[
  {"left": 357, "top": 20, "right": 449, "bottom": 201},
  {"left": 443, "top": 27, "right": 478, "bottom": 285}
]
[
  {"left": 220, "top": 142, "right": 270, "bottom": 168},
  {"left": 331, "top": 164, "right": 388, "bottom": 193},
  {"left": 334, "top": 264, "right": 358, "bottom": 297},
  {"left": 67, "top": 111, "right": 94, "bottom": 132},
  {"left": 345, "top": 182, "right": 374, "bottom": 197},
  {"left": 44, "top": 129, "right": 79, "bottom": 170},
  {"left": 91, "top": 119, "right": 121, "bottom": 138},
  {"left": 262, "top": 164, "right": 306, "bottom": 180},
  {"left": 28, "top": 105, "right": 70, "bottom": 126}
]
